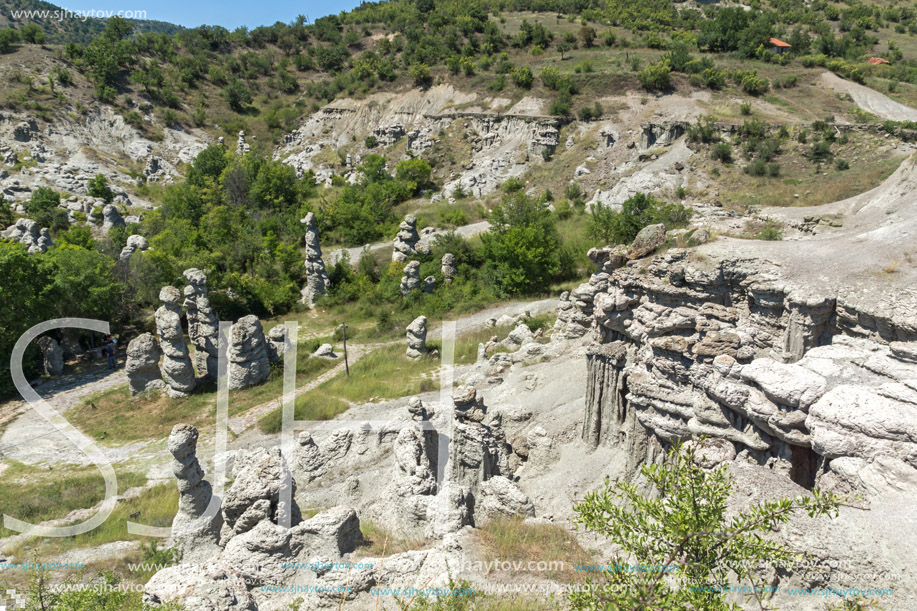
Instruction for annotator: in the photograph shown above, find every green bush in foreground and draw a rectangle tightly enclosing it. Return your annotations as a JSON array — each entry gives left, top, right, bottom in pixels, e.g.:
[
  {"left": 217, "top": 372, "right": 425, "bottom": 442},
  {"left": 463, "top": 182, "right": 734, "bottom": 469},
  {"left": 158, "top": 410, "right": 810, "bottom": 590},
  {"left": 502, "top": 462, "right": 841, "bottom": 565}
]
[{"left": 570, "top": 442, "right": 843, "bottom": 611}]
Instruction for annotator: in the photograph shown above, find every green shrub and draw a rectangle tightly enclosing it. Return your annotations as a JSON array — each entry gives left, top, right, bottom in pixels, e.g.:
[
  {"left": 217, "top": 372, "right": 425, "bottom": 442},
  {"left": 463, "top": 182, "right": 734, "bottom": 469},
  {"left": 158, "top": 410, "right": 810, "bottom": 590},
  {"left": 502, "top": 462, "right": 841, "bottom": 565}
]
[
  {"left": 588, "top": 192, "right": 690, "bottom": 245},
  {"left": 364, "top": 135, "right": 378, "bottom": 148},
  {"left": 710, "top": 142, "right": 733, "bottom": 163},
  {"left": 512, "top": 66, "right": 534, "bottom": 88},
  {"left": 87, "top": 174, "right": 114, "bottom": 204},
  {"left": 835, "top": 159, "right": 850, "bottom": 171},
  {"left": 744, "top": 158, "right": 767, "bottom": 176},
  {"left": 638, "top": 59, "right": 671, "bottom": 91}
]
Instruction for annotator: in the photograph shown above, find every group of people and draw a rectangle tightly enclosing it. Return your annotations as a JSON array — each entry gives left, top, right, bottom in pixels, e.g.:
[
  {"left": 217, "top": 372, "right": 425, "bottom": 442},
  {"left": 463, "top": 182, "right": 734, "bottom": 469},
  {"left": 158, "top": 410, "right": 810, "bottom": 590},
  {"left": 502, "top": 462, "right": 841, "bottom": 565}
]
[{"left": 102, "top": 334, "right": 118, "bottom": 369}]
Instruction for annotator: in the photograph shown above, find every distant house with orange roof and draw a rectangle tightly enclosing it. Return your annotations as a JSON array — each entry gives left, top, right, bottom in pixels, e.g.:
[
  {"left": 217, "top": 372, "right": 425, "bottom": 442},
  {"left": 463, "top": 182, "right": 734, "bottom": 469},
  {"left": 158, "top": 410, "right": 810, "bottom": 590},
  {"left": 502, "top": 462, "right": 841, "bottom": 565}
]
[
  {"left": 867, "top": 57, "right": 891, "bottom": 66},
  {"left": 768, "top": 37, "right": 791, "bottom": 54}
]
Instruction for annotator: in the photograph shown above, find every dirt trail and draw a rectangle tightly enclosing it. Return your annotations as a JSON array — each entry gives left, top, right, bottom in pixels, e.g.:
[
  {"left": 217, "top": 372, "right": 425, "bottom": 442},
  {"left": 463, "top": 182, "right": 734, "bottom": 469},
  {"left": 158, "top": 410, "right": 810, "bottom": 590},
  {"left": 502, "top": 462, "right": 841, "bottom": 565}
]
[
  {"left": 326, "top": 220, "right": 491, "bottom": 265},
  {"left": 820, "top": 72, "right": 917, "bottom": 121}
]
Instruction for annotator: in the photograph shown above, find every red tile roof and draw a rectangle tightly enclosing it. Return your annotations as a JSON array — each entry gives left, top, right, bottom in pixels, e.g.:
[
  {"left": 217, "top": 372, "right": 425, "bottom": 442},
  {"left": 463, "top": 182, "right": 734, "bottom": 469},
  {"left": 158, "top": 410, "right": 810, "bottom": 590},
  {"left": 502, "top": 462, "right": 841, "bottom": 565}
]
[{"left": 768, "top": 37, "right": 791, "bottom": 48}]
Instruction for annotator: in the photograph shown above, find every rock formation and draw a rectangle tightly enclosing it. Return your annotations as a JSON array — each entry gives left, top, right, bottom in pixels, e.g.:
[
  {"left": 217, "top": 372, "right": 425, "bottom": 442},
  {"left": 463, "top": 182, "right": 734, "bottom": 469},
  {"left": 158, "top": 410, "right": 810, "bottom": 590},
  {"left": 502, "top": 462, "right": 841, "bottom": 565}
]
[
  {"left": 266, "top": 325, "right": 288, "bottom": 363},
  {"left": 228, "top": 315, "right": 271, "bottom": 390},
  {"left": 119, "top": 234, "right": 149, "bottom": 260},
  {"left": 168, "top": 424, "right": 222, "bottom": 562},
  {"left": 423, "top": 275, "right": 436, "bottom": 293},
  {"left": 36, "top": 336, "right": 63, "bottom": 376},
  {"left": 2, "top": 218, "right": 52, "bottom": 253},
  {"left": 392, "top": 214, "right": 423, "bottom": 262},
  {"left": 221, "top": 447, "right": 302, "bottom": 538},
  {"left": 236, "top": 130, "right": 250, "bottom": 155},
  {"left": 571, "top": 249, "right": 917, "bottom": 495},
  {"left": 125, "top": 333, "right": 165, "bottom": 395},
  {"left": 183, "top": 268, "right": 220, "bottom": 380},
  {"left": 155, "top": 286, "right": 196, "bottom": 398},
  {"left": 101, "top": 204, "right": 125, "bottom": 234},
  {"left": 628, "top": 223, "right": 667, "bottom": 259},
  {"left": 299, "top": 212, "right": 330, "bottom": 306},
  {"left": 406, "top": 315, "right": 427, "bottom": 359},
  {"left": 400, "top": 261, "right": 421, "bottom": 296},
  {"left": 441, "top": 253, "right": 457, "bottom": 284}
]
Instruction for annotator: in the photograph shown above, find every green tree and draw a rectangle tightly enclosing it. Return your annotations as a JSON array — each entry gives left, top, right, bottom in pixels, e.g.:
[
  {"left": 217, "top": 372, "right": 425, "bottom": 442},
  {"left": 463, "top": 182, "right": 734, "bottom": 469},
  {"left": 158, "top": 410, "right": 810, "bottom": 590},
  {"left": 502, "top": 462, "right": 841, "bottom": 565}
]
[
  {"left": 19, "top": 24, "right": 45, "bottom": 44},
  {"left": 579, "top": 26, "right": 597, "bottom": 48},
  {"left": 87, "top": 173, "right": 114, "bottom": 204},
  {"left": 24, "top": 187, "right": 61, "bottom": 216},
  {"left": 0, "top": 29, "right": 20, "bottom": 54},
  {"left": 588, "top": 193, "right": 690, "bottom": 245},
  {"left": 638, "top": 59, "right": 671, "bottom": 91},
  {"left": 394, "top": 158, "right": 432, "bottom": 194},
  {"left": 570, "top": 442, "right": 843, "bottom": 611},
  {"left": 512, "top": 66, "right": 533, "bottom": 88},
  {"left": 409, "top": 63, "right": 431, "bottom": 87},
  {"left": 41, "top": 245, "right": 123, "bottom": 321},
  {"left": 224, "top": 80, "right": 253, "bottom": 111},
  {"left": 481, "top": 190, "right": 561, "bottom": 294}
]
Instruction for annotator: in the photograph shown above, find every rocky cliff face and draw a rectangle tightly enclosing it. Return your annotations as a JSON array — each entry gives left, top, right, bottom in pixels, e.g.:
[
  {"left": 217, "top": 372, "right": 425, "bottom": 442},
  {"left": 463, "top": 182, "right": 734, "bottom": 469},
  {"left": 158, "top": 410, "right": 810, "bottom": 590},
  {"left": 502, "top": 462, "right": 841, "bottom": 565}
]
[{"left": 572, "top": 249, "right": 917, "bottom": 496}]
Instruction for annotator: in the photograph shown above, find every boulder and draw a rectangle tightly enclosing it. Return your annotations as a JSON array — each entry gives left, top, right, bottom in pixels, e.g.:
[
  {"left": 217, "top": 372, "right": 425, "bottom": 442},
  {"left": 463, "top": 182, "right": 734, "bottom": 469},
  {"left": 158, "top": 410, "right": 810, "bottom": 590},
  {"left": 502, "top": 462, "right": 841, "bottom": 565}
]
[
  {"left": 476, "top": 476, "right": 535, "bottom": 523},
  {"left": 312, "top": 343, "right": 337, "bottom": 358},
  {"left": 628, "top": 223, "right": 667, "bottom": 259},
  {"left": 119, "top": 234, "right": 149, "bottom": 260},
  {"left": 101, "top": 204, "right": 125, "bottom": 234},
  {"left": 143, "top": 562, "right": 255, "bottom": 611},
  {"left": 266, "top": 325, "right": 289, "bottom": 363},
  {"left": 222, "top": 447, "right": 301, "bottom": 538}
]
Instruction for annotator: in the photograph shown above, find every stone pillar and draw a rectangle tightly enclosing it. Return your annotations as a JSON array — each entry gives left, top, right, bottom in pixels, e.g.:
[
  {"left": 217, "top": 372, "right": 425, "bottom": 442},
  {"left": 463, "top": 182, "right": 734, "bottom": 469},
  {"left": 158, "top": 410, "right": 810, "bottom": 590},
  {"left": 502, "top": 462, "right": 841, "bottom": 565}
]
[
  {"left": 400, "top": 261, "right": 421, "bottom": 296},
  {"left": 441, "top": 253, "right": 456, "bottom": 284},
  {"left": 406, "top": 315, "right": 427, "bottom": 359},
  {"left": 155, "top": 286, "right": 196, "bottom": 398},
  {"left": 168, "top": 424, "right": 222, "bottom": 562},
  {"left": 183, "top": 268, "right": 220, "bottom": 380},
  {"left": 228, "top": 315, "right": 270, "bottom": 390},
  {"left": 393, "top": 214, "right": 420, "bottom": 262},
  {"left": 126, "top": 333, "right": 165, "bottom": 395},
  {"left": 299, "top": 212, "right": 330, "bottom": 307},
  {"left": 36, "top": 336, "right": 63, "bottom": 376}
]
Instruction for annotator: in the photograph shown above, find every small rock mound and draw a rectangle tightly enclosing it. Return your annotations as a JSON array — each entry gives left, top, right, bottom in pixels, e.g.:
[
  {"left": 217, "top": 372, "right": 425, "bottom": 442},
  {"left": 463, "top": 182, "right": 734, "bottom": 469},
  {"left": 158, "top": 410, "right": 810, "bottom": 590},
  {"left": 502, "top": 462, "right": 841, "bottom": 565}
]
[{"left": 118, "top": 234, "right": 149, "bottom": 260}]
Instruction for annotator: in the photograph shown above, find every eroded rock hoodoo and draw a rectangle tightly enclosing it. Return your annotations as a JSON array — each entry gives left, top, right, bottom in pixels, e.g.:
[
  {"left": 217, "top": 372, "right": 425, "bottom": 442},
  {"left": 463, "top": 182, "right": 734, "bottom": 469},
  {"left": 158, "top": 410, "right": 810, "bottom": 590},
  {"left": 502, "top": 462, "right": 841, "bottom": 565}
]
[
  {"left": 228, "top": 315, "right": 271, "bottom": 390},
  {"left": 125, "top": 332, "right": 165, "bottom": 395},
  {"left": 406, "top": 315, "right": 428, "bottom": 359},
  {"left": 183, "top": 268, "right": 220, "bottom": 381},
  {"left": 155, "top": 286, "right": 196, "bottom": 398},
  {"left": 299, "top": 212, "right": 330, "bottom": 307},
  {"left": 400, "top": 260, "right": 421, "bottom": 296}
]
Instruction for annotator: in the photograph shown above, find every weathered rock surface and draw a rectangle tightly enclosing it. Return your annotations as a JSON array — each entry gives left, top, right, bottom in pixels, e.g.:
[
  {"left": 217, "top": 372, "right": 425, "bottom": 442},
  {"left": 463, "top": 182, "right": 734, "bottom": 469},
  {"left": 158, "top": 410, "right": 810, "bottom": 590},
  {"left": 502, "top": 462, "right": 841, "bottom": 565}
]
[
  {"left": 299, "top": 212, "right": 330, "bottom": 306},
  {"left": 572, "top": 249, "right": 917, "bottom": 495},
  {"left": 119, "top": 234, "right": 149, "bottom": 260},
  {"left": 36, "top": 336, "right": 63, "bottom": 376},
  {"left": 406, "top": 315, "right": 428, "bottom": 359},
  {"left": 2, "top": 218, "right": 52, "bottom": 253},
  {"left": 143, "top": 562, "right": 256, "bottom": 611},
  {"left": 393, "top": 214, "right": 430, "bottom": 262},
  {"left": 628, "top": 222, "right": 667, "bottom": 259},
  {"left": 228, "top": 315, "right": 271, "bottom": 390},
  {"left": 400, "top": 260, "right": 421, "bottom": 296},
  {"left": 125, "top": 333, "right": 165, "bottom": 395},
  {"left": 266, "top": 325, "right": 289, "bottom": 363},
  {"left": 155, "top": 286, "right": 196, "bottom": 398},
  {"left": 476, "top": 476, "right": 535, "bottom": 523},
  {"left": 183, "top": 268, "right": 220, "bottom": 380},
  {"left": 101, "top": 204, "right": 125, "bottom": 233}
]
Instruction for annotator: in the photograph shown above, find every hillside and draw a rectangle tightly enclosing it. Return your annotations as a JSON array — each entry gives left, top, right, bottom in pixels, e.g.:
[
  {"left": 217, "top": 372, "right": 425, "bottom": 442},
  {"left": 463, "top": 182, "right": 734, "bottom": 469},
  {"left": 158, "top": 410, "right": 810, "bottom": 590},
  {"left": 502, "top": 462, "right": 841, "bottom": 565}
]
[
  {"left": 1, "top": 1, "right": 917, "bottom": 610},
  {"left": 0, "top": 0, "right": 181, "bottom": 43}
]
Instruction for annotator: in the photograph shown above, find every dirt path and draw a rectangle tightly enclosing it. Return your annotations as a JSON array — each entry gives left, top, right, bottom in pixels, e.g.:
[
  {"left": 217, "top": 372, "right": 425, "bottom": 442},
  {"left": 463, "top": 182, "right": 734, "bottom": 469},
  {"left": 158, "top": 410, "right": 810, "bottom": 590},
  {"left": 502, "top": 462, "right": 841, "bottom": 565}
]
[
  {"left": 326, "top": 220, "right": 491, "bottom": 265},
  {"left": 820, "top": 72, "right": 917, "bottom": 121}
]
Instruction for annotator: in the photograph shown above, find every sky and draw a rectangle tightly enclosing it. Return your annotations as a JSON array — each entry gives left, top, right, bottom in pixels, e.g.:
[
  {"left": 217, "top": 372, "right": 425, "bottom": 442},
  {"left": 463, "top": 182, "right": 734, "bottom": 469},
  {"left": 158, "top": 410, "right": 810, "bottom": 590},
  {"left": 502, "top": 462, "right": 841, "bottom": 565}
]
[{"left": 59, "top": 0, "right": 366, "bottom": 29}]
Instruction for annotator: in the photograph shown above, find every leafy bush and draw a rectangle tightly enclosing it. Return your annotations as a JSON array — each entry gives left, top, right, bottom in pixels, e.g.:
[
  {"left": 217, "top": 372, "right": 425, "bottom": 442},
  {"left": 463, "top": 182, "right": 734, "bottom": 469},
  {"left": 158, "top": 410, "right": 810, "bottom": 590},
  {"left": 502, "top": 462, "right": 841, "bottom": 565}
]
[
  {"left": 88, "top": 174, "right": 115, "bottom": 204},
  {"left": 512, "top": 66, "right": 533, "bottom": 89},
  {"left": 409, "top": 63, "right": 431, "bottom": 87},
  {"left": 710, "top": 142, "right": 733, "bottom": 163},
  {"left": 835, "top": 159, "right": 850, "bottom": 171},
  {"left": 744, "top": 158, "right": 767, "bottom": 176},
  {"left": 638, "top": 59, "right": 671, "bottom": 91},
  {"left": 588, "top": 192, "right": 690, "bottom": 245},
  {"left": 364, "top": 135, "right": 378, "bottom": 148},
  {"left": 224, "top": 80, "right": 253, "bottom": 111}
]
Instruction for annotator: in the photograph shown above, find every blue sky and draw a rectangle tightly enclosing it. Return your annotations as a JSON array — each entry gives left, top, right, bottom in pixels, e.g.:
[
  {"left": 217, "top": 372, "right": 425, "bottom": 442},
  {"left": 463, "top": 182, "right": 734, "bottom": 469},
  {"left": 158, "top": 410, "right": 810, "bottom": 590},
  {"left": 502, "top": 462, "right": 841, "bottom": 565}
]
[{"left": 61, "top": 0, "right": 365, "bottom": 29}]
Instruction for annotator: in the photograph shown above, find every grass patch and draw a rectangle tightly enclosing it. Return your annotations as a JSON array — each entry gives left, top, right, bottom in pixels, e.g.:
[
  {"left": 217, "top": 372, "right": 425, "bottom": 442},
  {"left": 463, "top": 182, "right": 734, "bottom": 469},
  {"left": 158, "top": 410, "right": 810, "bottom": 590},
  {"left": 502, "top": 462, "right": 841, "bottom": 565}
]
[
  {"left": 355, "top": 520, "right": 430, "bottom": 558},
  {"left": 259, "top": 343, "right": 440, "bottom": 434},
  {"left": 474, "top": 516, "right": 593, "bottom": 583},
  {"left": 0, "top": 464, "right": 147, "bottom": 539},
  {"left": 68, "top": 338, "right": 336, "bottom": 445},
  {"left": 5, "top": 483, "right": 178, "bottom": 560}
]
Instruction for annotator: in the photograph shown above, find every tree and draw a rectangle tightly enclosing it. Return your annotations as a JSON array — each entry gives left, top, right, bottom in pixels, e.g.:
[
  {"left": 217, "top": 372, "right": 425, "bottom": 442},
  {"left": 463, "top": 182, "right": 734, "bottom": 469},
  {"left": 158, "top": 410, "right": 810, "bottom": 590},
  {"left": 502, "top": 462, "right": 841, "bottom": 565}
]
[
  {"left": 0, "top": 29, "right": 20, "bottom": 54},
  {"left": 579, "top": 26, "right": 597, "bottom": 48},
  {"left": 19, "top": 24, "right": 45, "bottom": 44},
  {"left": 588, "top": 193, "right": 690, "bottom": 245},
  {"left": 512, "top": 66, "right": 533, "bottom": 88},
  {"left": 557, "top": 40, "right": 572, "bottom": 60},
  {"left": 395, "top": 158, "right": 432, "bottom": 194},
  {"left": 224, "top": 80, "right": 253, "bottom": 111},
  {"left": 481, "top": 190, "right": 561, "bottom": 294},
  {"left": 409, "top": 63, "right": 431, "bottom": 87},
  {"left": 41, "top": 245, "right": 123, "bottom": 321},
  {"left": 570, "top": 442, "right": 843, "bottom": 611},
  {"left": 87, "top": 174, "right": 114, "bottom": 204},
  {"left": 24, "top": 187, "right": 60, "bottom": 216},
  {"left": 638, "top": 59, "right": 671, "bottom": 91}
]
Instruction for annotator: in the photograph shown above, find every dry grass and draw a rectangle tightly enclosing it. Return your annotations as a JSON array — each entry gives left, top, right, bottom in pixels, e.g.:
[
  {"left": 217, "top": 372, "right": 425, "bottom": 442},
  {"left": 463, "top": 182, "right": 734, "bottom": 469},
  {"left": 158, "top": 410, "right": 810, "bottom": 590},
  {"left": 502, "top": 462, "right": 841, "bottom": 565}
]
[
  {"left": 474, "top": 516, "right": 594, "bottom": 583},
  {"left": 355, "top": 520, "right": 430, "bottom": 558}
]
